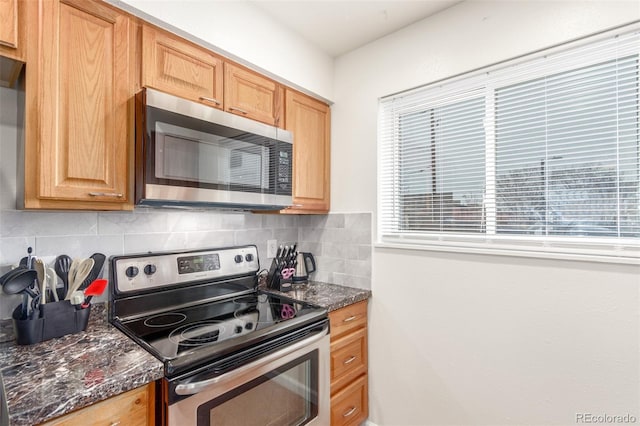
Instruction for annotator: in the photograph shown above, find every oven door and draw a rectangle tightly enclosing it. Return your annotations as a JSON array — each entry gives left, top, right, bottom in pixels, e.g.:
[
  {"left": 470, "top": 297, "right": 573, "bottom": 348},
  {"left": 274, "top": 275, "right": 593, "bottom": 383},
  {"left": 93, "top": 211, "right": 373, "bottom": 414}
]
[{"left": 166, "top": 327, "right": 330, "bottom": 426}]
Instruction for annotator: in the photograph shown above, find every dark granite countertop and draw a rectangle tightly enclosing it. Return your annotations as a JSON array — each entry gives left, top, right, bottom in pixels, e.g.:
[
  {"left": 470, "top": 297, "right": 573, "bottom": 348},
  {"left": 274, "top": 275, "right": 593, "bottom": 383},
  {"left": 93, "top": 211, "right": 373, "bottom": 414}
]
[
  {"left": 266, "top": 281, "right": 371, "bottom": 311},
  {"left": 0, "top": 282, "right": 369, "bottom": 425},
  {"left": 0, "top": 304, "right": 163, "bottom": 426}
]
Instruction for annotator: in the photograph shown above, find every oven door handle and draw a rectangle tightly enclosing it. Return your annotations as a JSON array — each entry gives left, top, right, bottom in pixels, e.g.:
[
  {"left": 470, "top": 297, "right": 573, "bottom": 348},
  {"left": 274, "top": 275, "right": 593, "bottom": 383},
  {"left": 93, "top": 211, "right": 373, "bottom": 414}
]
[{"left": 175, "top": 326, "right": 328, "bottom": 396}]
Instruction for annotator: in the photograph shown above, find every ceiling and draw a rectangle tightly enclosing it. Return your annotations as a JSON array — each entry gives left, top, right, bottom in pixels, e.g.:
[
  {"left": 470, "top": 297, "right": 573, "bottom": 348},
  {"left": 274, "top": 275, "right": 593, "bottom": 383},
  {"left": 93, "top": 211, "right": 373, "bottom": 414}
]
[{"left": 250, "top": 0, "right": 461, "bottom": 57}]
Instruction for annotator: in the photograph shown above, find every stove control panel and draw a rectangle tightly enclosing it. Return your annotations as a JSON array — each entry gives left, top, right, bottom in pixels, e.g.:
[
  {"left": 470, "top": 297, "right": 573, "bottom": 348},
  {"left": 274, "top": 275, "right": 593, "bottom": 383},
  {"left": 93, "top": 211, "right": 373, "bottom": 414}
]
[
  {"left": 112, "top": 245, "right": 260, "bottom": 294},
  {"left": 177, "top": 254, "right": 220, "bottom": 274}
]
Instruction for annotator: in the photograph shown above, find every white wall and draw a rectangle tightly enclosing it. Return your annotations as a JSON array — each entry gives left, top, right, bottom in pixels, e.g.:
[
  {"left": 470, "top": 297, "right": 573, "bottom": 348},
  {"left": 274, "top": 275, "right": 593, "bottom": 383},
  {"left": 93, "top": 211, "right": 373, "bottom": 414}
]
[
  {"left": 113, "top": 0, "right": 334, "bottom": 101},
  {"left": 331, "top": 1, "right": 640, "bottom": 425}
]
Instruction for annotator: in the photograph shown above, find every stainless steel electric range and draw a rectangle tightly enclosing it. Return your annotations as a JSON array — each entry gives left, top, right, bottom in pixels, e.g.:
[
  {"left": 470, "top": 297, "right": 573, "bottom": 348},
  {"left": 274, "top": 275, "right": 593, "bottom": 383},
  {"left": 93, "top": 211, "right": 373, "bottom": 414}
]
[{"left": 109, "top": 245, "right": 330, "bottom": 426}]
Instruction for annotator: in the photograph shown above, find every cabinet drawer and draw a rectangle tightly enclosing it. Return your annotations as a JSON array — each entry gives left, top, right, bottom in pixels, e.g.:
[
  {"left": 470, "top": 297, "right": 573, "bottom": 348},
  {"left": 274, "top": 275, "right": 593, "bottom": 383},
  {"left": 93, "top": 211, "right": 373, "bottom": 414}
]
[
  {"left": 329, "top": 300, "right": 367, "bottom": 341},
  {"left": 330, "top": 374, "right": 368, "bottom": 426},
  {"left": 40, "top": 384, "right": 153, "bottom": 426},
  {"left": 331, "top": 327, "right": 367, "bottom": 393}
]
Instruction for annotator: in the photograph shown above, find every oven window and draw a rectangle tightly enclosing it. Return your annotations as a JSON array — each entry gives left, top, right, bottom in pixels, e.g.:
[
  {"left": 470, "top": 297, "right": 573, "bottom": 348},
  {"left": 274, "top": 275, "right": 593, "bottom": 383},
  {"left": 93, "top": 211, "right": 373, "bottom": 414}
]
[{"left": 196, "top": 351, "right": 318, "bottom": 426}]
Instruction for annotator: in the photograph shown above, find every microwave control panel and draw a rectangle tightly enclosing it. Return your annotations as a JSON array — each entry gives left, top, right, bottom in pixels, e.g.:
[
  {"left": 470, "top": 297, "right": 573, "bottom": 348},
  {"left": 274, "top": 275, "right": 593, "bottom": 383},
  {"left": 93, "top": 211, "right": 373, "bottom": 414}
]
[{"left": 277, "top": 150, "right": 291, "bottom": 191}]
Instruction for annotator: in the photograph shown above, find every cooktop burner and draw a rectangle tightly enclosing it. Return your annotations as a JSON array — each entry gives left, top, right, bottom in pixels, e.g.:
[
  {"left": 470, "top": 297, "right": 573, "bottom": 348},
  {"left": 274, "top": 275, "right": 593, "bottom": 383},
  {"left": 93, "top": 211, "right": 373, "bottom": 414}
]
[{"left": 144, "top": 312, "right": 187, "bottom": 328}]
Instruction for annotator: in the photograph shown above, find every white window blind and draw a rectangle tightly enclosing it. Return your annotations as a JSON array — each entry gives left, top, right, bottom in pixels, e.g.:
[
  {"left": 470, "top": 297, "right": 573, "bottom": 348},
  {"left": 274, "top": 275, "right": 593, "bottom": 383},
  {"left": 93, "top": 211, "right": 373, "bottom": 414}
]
[{"left": 378, "top": 28, "right": 640, "bottom": 261}]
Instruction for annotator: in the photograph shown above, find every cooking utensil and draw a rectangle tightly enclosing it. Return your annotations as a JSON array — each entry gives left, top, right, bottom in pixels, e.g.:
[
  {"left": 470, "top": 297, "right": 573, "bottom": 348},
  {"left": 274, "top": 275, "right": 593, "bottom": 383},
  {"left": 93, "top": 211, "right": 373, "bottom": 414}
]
[
  {"left": 69, "top": 291, "right": 84, "bottom": 306},
  {"left": 30, "top": 294, "right": 41, "bottom": 319},
  {"left": 81, "top": 279, "right": 107, "bottom": 308},
  {"left": 67, "top": 258, "right": 80, "bottom": 290},
  {"left": 54, "top": 255, "right": 72, "bottom": 298},
  {"left": 281, "top": 267, "right": 295, "bottom": 280},
  {"left": 46, "top": 267, "right": 59, "bottom": 302},
  {"left": 2, "top": 269, "right": 38, "bottom": 319},
  {"left": 34, "top": 258, "right": 46, "bottom": 305},
  {"left": 0, "top": 266, "right": 27, "bottom": 287},
  {"left": 79, "top": 253, "right": 106, "bottom": 291},
  {"left": 65, "top": 258, "right": 94, "bottom": 299},
  {"left": 26, "top": 247, "right": 33, "bottom": 269}
]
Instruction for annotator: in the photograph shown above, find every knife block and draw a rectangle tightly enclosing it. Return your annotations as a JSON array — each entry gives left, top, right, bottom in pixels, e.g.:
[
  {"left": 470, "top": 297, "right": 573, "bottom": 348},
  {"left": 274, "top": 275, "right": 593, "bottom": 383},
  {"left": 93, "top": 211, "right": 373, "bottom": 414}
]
[
  {"left": 265, "top": 259, "right": 293, "bottom": 292},
  {"left": 12, "top": 300, "right": 91, "bottom": 345}
]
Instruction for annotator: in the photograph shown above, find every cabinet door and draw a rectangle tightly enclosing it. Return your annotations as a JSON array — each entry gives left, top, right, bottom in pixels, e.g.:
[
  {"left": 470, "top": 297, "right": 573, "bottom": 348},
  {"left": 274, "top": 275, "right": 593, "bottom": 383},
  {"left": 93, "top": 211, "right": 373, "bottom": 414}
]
[
  {"left": 24, "top": 0, "right": 134, "bottom": 209},
  {"left": 224, "top": 62, "right": 283, "bottom": 126},
  {"left": 283, "top": 90, "right": 331, "bottom": 213},
  {"left": 0, "top": 0, "right": 18, "bottom": 49},
  {"left": 40, "top": 383, "right": 154, "bottom": 426},
  {"left": 330, "top": 374, "right": 368, "bottom": 426},
  {"left": 0, "top": 0, "right": 25, "bottom": 87},
  {"left": 330, "top": 327, "right": 368, "bottom": 393},
  {"left": 142, "top": 24, "right": 224, "bottom": 109}
]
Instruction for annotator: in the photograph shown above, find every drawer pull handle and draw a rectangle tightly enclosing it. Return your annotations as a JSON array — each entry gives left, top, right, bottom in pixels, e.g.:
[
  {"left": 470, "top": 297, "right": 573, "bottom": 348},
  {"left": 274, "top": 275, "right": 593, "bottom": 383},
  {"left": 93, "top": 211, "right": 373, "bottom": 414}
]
[
  {"left": 229, "top": 106, "right": 248, "bottom": 115},
  {"left": 343, "top": 356, "right": 357, "bottom": 365},
  {"left": 343, "top": 315, "right": 357, "bottom": 323},
  {"left": 88, "top": 192, "right": 123, "bottom": 198},
  {"left": 110, "top": 422, "right": 121, "bottom": 426},
  {"left": 199, "top": 96, "right": 221, "bottom": 105},
  {"left": 343, "top": 406, "right": 357, "bottom": 417}
]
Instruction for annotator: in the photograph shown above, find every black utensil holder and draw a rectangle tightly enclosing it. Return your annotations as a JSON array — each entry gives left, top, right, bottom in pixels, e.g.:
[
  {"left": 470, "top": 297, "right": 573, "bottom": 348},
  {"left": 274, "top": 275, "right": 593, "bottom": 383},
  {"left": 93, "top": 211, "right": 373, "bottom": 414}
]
[{"left": 12, "top": 300, "right": 91, "bottom": 345}]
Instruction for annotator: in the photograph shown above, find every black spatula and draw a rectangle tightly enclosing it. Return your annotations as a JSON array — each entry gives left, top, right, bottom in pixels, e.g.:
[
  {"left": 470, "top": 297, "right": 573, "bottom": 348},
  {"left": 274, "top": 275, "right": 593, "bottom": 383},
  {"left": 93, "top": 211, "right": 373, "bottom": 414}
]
[{"left": 79, "top": 253, "right": 106, "bottom": 291}]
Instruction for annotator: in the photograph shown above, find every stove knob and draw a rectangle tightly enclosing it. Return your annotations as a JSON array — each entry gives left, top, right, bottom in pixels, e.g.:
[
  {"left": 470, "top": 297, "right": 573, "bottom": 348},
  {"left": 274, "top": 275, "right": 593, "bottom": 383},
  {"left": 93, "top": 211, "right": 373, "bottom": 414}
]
[
  {"left": 245, "top": 253, "right": 254, "bottom": 262},
  {"left": 144, "top": 264, "right": 157, "bottom": 276},
  {"left": 234, "top": 325, "right": 243, "bottom": 334},
  {"left": 234, "top": 255, "right": 243, "bottom": 263},
  {"left": 125, "top": 266, "right": 139, "bottom": 278}
]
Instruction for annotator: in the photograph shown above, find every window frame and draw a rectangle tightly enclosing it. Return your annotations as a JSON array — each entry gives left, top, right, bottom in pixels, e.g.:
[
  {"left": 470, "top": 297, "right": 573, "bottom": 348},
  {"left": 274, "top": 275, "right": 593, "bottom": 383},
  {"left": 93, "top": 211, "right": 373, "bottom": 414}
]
[{"left": 377, "top": 26, "right": 640, "bottom": 264}]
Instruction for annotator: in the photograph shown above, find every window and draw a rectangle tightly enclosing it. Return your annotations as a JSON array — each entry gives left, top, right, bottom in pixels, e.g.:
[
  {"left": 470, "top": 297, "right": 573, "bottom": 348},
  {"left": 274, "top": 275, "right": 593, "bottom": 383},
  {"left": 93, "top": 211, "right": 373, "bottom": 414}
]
[{"left": 378, "top": 29, "right": 640, "bottom": 261}]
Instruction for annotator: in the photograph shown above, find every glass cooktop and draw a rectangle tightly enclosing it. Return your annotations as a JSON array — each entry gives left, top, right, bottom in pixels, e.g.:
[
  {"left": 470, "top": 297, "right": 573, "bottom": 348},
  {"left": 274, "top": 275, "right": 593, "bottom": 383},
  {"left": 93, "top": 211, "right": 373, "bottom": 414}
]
[{"left": 117, "top": 291, "right": 326, "bottom": 362}]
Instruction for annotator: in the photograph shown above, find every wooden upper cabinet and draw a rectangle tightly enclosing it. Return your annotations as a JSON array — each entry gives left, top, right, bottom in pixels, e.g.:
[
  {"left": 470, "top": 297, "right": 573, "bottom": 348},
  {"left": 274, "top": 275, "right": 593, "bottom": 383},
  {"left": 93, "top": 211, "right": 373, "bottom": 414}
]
[
  {"left": 0, "top": 0, "right": 26, "bottom": 87},
  {"left": 224, "top": 62, "right": 283, "bottom": 127},
  {"left": 23, "top": 0, "right": 134, "bottom": 210},
  {"left": 141, "top": 24, "right": 224, "bottom": 109},
  {"left": 0, "top": 0, "right": 18, "bottom": 49},
  {"left": 283, "top": 90, "right": 331, "bottom": 213}
]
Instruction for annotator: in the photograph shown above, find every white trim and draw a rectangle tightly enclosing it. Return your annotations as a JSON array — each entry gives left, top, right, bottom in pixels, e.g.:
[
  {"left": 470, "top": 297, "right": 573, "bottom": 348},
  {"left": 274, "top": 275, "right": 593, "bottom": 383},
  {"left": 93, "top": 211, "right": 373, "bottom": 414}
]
[{"left": 375, "top": 240, "right": 640, "bottom": 265}]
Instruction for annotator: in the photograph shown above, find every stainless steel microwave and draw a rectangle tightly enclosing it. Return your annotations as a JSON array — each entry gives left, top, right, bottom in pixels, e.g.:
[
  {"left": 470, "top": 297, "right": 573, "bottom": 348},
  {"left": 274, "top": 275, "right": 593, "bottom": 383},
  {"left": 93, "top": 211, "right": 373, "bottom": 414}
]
[{"left": 135, "top": 88, "right": 293, "bottom": 210}]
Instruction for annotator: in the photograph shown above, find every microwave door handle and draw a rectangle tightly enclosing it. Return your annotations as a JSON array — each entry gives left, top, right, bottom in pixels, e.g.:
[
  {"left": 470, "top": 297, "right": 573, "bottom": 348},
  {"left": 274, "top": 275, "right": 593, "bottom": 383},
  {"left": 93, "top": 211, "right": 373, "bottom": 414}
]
[{"left": 174, "top": 327, "right": 328, "bottom": 396}]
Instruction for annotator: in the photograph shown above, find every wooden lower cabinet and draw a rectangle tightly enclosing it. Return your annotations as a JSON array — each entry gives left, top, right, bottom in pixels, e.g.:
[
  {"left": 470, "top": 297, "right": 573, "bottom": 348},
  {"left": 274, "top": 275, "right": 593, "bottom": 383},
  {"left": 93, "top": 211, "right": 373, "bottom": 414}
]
[
  {"left": 329, "top": 300, "right": 368, "bottom": 426},
  {"left": 331, "top": 375, "right": 368, "bottom": 426},
  {"left": 39, "top": 383, "right": 154, "bottom": 426}
]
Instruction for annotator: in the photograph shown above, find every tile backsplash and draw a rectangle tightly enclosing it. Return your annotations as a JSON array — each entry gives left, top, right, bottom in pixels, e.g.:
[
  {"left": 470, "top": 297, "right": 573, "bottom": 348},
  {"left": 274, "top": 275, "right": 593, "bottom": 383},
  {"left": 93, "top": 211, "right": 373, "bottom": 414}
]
[{"left": 0, "top": 86, "right": 371, "bottom": 319}]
